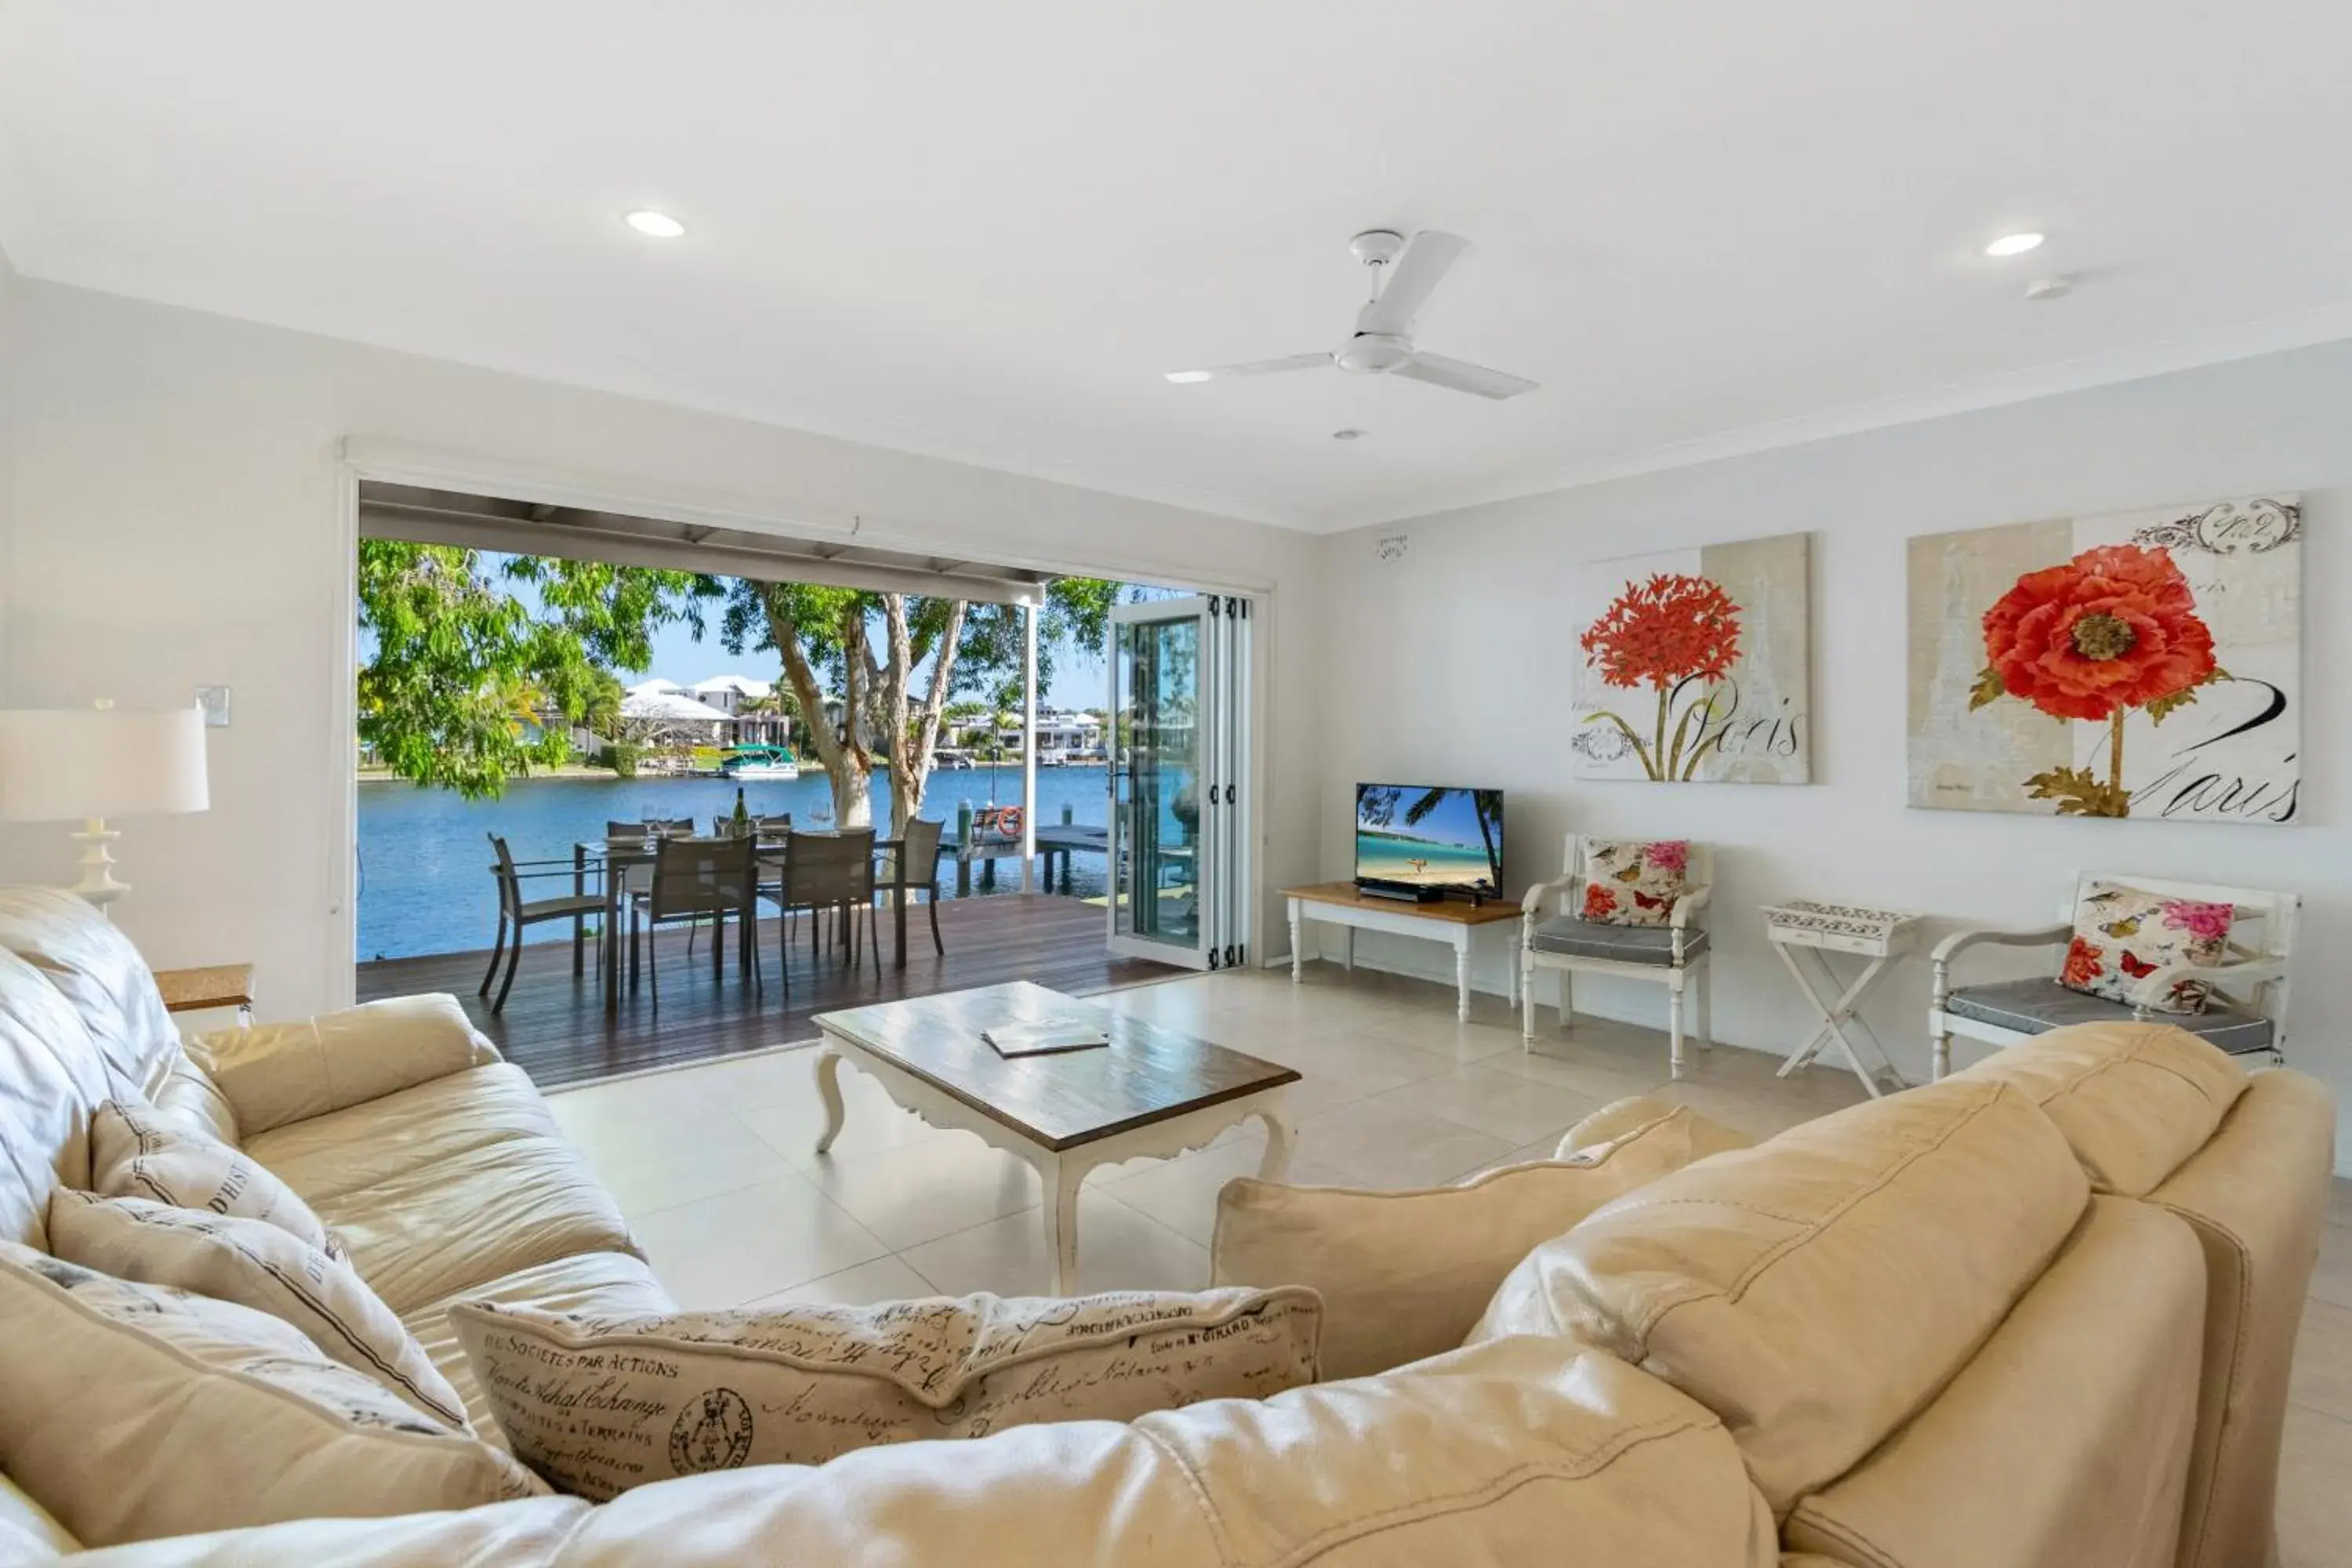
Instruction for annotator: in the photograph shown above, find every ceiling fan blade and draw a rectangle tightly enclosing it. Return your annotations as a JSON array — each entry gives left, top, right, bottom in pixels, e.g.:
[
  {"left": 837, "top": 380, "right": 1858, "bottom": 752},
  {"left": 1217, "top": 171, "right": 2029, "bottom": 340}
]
[
  {"left": 1356, "top": 230, "right": 1468, "bottom": 337},
  {"left": 1164, "top": 353, "right": 1332, "bottom": 384},
  {"left": 1392, "top": 351, "right": 1539, "bottom": 400}
]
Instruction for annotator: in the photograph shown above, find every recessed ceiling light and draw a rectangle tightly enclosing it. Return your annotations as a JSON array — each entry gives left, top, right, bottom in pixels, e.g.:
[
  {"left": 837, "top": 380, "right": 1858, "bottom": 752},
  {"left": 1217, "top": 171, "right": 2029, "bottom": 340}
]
[
  {"left": 1164, "top": 370, "right": 1214, "bottom": 384},
  {"left": 1984, "top": 231, "right": 2045, "bottom": 257},
  {"left": 625, "top": 210, "right": 686, "bottom": 239},
  {"left": 1331, "top": 428, "right": 1366, "bottom": 441}
]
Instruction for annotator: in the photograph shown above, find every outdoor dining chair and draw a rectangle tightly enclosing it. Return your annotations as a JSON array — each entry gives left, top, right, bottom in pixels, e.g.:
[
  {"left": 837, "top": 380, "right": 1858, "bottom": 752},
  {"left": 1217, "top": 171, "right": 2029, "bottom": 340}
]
[
  {"left": 628, "top": 835, "right": 760, "bottom": 1006},
  {"left": 768, "top": 829, "right": 879, "bottom": 992},
  {"left": 876, "top": 817, "right": 947, "bottom": 960},
  {"left": 481, "top": 834, "right": 607, "bottom": 1014}
]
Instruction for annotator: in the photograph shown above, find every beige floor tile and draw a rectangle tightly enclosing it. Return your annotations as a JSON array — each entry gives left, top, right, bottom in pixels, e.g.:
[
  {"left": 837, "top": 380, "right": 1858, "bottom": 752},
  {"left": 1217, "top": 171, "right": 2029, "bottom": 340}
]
[
  {"left": 2328, "top": 1176, "right": 2352, "bottom": 1232},
  {"left": 546, "top": 1065, "right": 748, "bottom": 1147},
  {"left": 629, "top": 1174, "right": 891, "bottom": 1310},
  {"left": 2289, "top": 1298, "right": 2352, "bottom": 1424},
  {"left": 1362, "top": 1011, "right": 1528, "bottom": 1065},
  {"left": 2276, "top": 1403, "right": 2352, "bottom": 1568},
  {"left": 1367, "top": 1065, "right": 1605, "bottom": 1148},
  {"left": 800, "top": 1133, "right": 1044, "bottom": 1250},
  {"left": 742, "top": 1254, "right": 943, "bottom": 1309},
  {"left": 1672, "top": 1042, "right": 1875, "bottom": 1108},
  {"left": 735, "top": 1069, "right": 956, "bottom": 1169},
  {"left": 1290, "top": 1100, "right": 1520, "bottom": 1190},
  {"left": 1098, "top": 1135, "right": 1350, "bottom": 1247},
  {"left": 2310, "top": 1224, "right": 2352, "bottom": 1312},
  {"left": 1475, "top": 1035, "right": 1675, "bottom": 1105},
  {"left": 898, "top": 1190, "right": 1210, "bottom": 1297},
  {"left": 590, "top": 1113, "right": 801, "bottom": 1218}
]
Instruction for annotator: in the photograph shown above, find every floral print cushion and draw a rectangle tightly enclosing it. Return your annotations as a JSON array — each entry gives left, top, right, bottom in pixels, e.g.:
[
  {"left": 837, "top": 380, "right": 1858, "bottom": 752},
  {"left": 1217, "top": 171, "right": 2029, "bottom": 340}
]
[
  {"left": 1579, "top": 840, "right": 1689, "bottom": 929},
  {"left": 2059, "top": 881, "right": 2233, "bottom": 1015}
]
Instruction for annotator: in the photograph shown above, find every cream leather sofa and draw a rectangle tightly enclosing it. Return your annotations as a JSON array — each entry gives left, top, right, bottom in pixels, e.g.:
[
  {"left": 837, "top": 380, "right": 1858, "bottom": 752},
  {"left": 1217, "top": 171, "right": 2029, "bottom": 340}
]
[{"left": 0, "top": 886, "right": 2332, "bottom": 1568}]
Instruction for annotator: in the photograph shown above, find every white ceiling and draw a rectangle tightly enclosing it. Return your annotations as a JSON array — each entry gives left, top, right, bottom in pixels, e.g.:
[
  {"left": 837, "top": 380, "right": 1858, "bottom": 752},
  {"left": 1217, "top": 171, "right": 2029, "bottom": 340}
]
[{"left": 3, "top": 2, "right": 2350, "bottom": 532}]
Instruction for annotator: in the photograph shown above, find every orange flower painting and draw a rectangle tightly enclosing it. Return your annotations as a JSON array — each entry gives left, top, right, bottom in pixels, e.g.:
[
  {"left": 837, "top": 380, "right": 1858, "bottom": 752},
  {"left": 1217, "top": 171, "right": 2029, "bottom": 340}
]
[
  {"left": 1908, "top": 497, "right": 2301, "bottom": 826},
  {"left": 1571, "top": 535, "right": 1811, "bottom": 785}
]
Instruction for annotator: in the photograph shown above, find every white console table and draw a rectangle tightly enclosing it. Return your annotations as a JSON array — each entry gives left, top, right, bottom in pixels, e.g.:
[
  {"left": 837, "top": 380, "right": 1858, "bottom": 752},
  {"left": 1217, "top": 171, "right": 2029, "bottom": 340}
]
[{"left": 1284, "top": 882, "right": 1523, "bottom": 1021}]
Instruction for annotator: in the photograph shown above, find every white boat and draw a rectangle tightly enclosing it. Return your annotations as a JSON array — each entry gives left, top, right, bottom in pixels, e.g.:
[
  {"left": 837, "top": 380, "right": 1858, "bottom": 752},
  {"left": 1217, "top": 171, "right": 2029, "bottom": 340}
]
[{"left": 720, "top": 744, "right": 800, "bottom": 781}]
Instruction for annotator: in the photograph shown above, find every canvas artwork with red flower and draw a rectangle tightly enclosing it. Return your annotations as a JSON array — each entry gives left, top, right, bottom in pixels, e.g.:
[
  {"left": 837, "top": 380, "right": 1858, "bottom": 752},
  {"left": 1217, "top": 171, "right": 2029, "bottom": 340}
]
[
  {"left": 1907, "top": 497, "right": 2301, "bottom": 824},
  {"left": 1570, "top": 533, "right": 1811, "bottom": 785}
]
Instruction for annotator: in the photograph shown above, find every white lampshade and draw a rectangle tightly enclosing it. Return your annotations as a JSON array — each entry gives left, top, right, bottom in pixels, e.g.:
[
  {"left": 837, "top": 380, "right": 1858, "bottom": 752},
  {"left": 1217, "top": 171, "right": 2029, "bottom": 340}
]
[{"left": 0, "top": 706, "right": 211, "bottom": 824}]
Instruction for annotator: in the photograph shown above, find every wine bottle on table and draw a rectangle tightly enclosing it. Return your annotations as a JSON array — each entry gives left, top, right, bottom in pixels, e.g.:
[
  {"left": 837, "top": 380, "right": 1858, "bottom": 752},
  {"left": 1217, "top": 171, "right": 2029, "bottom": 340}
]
[{"left": 732, "top": 786, "right": 750, "bottom": 836}]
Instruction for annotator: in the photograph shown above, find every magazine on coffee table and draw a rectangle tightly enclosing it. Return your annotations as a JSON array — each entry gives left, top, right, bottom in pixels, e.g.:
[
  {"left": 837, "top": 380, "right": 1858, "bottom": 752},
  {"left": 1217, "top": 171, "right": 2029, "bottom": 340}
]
[{"left": 982, "top": 1019, "right": 1112, "bottom": 1058}]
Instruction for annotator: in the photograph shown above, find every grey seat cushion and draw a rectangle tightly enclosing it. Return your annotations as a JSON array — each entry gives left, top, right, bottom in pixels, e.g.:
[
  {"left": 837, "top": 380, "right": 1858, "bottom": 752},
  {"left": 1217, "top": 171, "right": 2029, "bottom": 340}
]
[
  {"left": 1528, "top": 918, "right": 1707, "bottom": 967},
  {"left": 1946, "top": 978, "right": 2275, "bottom": 1055}
]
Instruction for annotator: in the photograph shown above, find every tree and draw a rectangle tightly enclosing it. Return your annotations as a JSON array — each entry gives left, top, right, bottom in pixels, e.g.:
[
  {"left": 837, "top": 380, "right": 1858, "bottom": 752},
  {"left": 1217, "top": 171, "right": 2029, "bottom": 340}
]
[
  {"left": 719, "top": 579, "right": 1124, "bottom": 833},
  {"left": 356, "top": 541, "right": 711, "bottom": 798}
]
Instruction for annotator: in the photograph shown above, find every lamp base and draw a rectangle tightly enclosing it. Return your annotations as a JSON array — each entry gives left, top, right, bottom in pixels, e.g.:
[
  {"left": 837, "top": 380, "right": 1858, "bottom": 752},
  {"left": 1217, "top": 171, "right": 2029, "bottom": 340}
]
[{"left": 68, "top": 818, "right": 128, "bottom": 914}]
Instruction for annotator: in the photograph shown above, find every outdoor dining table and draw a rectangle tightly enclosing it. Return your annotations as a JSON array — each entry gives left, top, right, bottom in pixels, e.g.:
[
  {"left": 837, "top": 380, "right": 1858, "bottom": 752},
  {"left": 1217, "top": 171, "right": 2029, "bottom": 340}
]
[{"left": 575, "top": 833, "right": 911, "bottom": 1010}]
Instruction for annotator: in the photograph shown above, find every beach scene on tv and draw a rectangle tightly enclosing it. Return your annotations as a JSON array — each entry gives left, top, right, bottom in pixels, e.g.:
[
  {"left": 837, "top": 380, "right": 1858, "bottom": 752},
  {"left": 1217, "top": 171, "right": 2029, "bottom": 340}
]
[{"left": 1354, "top": 785, "right": 1504, "bottom": 892}]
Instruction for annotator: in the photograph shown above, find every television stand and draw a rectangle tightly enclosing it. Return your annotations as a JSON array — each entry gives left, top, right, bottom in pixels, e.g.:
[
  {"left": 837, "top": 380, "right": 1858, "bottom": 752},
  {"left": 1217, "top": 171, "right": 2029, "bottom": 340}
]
[{"left": 1283, "top": 882, "right": 1523, "bottom": 1022}]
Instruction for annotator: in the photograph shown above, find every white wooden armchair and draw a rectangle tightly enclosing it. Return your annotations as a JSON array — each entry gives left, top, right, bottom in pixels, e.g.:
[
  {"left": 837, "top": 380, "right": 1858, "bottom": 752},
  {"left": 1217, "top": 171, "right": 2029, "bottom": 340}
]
[
  {"left": 1520, "top": 834, "right": 1714, "bottom": 1079},
  {"left": 1929, "top": 870, "right": 2296, "bottom": 1080}
]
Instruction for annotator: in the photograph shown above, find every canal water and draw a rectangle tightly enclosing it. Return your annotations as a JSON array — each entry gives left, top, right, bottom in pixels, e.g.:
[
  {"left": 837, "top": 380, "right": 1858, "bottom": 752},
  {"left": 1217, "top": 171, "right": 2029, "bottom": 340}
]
[{"left": 357, "top": 765, "right": 1126, "bottom": 961}]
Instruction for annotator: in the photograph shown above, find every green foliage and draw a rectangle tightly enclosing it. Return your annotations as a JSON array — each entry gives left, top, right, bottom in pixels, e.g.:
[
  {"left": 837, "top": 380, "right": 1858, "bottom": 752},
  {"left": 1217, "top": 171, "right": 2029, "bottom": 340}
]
[{"left": 356, "top": 541, "right": 708, "bottom": 799}]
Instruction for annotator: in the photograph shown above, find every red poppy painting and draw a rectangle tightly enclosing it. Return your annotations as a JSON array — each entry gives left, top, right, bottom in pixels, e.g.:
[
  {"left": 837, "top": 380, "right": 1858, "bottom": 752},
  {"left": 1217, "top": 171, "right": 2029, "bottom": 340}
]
[
  {"left": 1571, "top": 534, "right": 1810, "bottom": 785},
  {"left": 1908, "top": 498, "right": 2301, "bottom": 825}
]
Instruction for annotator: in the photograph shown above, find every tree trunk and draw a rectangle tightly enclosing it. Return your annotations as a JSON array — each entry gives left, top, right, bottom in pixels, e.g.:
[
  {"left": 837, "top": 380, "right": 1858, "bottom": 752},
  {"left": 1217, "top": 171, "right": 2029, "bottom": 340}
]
[
  {"left": 880, "top": 594, "right": 968, "bottom": 837},
  {"left": 761, "top": 586, "right": 873, "bottom": 828}
]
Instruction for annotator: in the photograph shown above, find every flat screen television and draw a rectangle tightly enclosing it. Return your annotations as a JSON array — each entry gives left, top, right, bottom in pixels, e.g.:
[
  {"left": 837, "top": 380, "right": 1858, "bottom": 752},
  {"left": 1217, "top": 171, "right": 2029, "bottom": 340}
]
[{"left": 1354, "top": 784, "right": 1504, "bottom": 902}]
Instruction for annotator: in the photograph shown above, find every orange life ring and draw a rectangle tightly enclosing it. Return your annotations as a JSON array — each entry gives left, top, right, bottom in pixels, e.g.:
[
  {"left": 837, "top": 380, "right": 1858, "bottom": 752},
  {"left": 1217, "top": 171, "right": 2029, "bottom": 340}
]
[{"left": 979, "top": 804, "right": 1025, "bottom": 838}]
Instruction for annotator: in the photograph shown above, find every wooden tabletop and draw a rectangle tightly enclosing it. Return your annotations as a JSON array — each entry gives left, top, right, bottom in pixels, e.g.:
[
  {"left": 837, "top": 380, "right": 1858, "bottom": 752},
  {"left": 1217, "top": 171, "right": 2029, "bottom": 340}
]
[
  {"left": 1283, "top": 881, "right": 1523, "bottom": 924},
  {"left": 811, "top": 981, "right": 1298, "bottom": 1152},
  {"left": 154, "top": 963, "right": 255, "bottom": 1014}
]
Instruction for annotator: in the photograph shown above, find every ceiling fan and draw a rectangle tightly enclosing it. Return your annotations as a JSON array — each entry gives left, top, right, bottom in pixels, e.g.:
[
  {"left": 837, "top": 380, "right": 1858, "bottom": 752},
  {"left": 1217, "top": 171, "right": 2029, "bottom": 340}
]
[{"left": 1165, "top": 229, "right": 1537, "bottom": 401}]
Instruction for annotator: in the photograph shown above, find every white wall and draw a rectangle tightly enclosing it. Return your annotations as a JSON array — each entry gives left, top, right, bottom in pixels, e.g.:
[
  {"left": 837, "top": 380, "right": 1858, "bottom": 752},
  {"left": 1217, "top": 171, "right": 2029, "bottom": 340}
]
[
  {"left": 0, "top": 280, "right": 1325, "bottom": 1017},
  {"left": 1315, "top": 339, "right": 2352, "bottom": 1170},
  {"left": 0, "top": 250, "right": 16, "bottom": 723}
]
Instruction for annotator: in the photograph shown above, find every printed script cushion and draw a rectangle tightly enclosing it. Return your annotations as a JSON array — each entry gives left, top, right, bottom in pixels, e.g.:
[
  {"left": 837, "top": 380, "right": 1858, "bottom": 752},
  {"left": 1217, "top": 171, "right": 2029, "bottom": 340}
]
[
  {"left": 45, "top": 1189, "right": 469, "bottom": 1428},
  {"left": 87, "top": 1098, "right": 344, "bottom": 1260},
  {"left": 0, "top": 1241, "right": 541, "bottom": 1547},
  {"left": 1212, "top": 1105, "right": 1745, "bottom": 1380},
  {"left": 1578, "top": 840, "right": 1689, "bottom": 928},
  {"left": 449, "top": 1286, "right": 1322, "bottom": 1499},
  {"left": 2060, "top": 881, "right": 2232, "bottom": 1016}
]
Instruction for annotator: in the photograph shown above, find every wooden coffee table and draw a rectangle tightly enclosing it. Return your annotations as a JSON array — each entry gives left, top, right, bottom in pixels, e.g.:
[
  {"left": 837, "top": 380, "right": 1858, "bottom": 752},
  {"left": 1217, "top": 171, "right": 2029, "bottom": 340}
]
[{"left": 810, "top": 982, "right": 1300, "bottom": 1293}]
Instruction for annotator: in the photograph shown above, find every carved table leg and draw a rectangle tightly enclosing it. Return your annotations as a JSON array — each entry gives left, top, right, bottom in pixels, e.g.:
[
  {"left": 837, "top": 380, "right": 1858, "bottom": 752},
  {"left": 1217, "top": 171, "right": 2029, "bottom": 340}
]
[
  {"left": 813, "top": 1049, "right": 848, "bottom": 1155},
  {"left": 1044, "top": 1156, "right": 1083, "bottom": 1295}
]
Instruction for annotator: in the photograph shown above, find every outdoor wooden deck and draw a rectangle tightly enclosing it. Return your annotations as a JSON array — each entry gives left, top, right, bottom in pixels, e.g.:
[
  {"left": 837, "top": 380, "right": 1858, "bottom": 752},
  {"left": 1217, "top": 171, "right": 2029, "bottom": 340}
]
[{"left": 355, "top": 894, "right": 1184, "bottom": 1090}]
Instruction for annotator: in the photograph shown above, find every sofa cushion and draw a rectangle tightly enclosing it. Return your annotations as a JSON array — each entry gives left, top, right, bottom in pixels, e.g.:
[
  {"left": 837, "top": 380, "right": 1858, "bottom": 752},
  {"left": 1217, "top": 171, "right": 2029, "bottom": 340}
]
[
  {"left": 1558, "top": 1094, "right": 1756, "bottom": 1160},
  {"left": 1955, "top": 1021, "right": 2247, "bottom": 1196},
  {"left": 46, "top": 1190, "right": 468, "bottom": 1428},
  {"left": 1945, "top": 977, "right": 2274, "bottom": 1055},
  {"left": 1, "top": 1475, "right": 77, "bottom": 1560},
  {"left": 243, "top": 1062, "right": 574, "bottom": 1206},
  {"left": 559, "top": 1336, "right": 1777, "bottom": 1567},
  {"left": 16, "top": 1338, "right": 1780, "bottom": 1566},
  {"left": 450, "top": 1286, "right": 1323, "bottom": 1498},
  {"left": 1470, "top": 1076, "right": 2090, "bottom": 1518},
  {"left": 0, "top": 886, "right": 181, "bottom": 1100},
  {"left": 2145, "top": 1070, "right": 2337, "bottom": 1568},
  {"left": 303, "top": 1125, "right": 641, "bottom": 1316},
  {"left": 0, "top": 950, "right": 111, "bottom": 1248},
  {"left": 1530, "top": 916, "right": 1708, "bottom": 964},
  {"left": 403, "top": 1251, "right": 678, "bottom": 1446},
  {"left": 1212, "top": 1104, "right": 1737, "bottom": 1379},
  {"left": 89, "top": 1099, "right": 343, "bottom": 1258},
  {"left": 185, "top": 994, "right": 499, "bottom": 1138},
  {"left": 150, "top": 1052, "right": 239, "bottom": 1145},
  {"left": 1784, "top": 1198, "right": 2205, "bottom": 1568},
  {"left": 0, "top": 1242, "right": 541, "bottom": 1547}
]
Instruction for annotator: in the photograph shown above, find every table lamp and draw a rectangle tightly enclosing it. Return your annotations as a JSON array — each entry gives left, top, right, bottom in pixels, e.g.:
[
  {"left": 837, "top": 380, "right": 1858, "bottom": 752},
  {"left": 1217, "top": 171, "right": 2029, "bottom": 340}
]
[{"left": 0, "top": 702, "right": 210, "bottom": 909}]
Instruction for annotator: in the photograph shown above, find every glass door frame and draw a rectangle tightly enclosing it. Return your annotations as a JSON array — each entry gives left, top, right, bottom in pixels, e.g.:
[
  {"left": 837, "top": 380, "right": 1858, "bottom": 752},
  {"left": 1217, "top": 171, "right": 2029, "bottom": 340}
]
[{"left": 1106, "top": 594, "right": 1251, "bottom": 970}]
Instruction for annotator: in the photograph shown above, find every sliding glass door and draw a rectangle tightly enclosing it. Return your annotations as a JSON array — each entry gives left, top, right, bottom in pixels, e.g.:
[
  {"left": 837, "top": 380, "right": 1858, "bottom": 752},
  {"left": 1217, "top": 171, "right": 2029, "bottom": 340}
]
[{"left": 1107, "top": 595, "right": 1250, "bottom": 969}]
